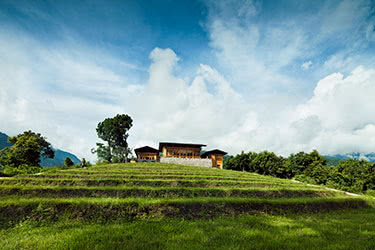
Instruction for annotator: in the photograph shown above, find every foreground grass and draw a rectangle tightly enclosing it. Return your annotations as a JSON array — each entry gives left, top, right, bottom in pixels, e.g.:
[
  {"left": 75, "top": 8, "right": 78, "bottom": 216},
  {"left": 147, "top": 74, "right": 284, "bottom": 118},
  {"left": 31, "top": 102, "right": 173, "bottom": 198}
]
[
  {"left": 1, "top": 208, "right": 375, "bottom": 250},
  {"left": 1, "top": 162, "right": 374, "bottom": 249}
]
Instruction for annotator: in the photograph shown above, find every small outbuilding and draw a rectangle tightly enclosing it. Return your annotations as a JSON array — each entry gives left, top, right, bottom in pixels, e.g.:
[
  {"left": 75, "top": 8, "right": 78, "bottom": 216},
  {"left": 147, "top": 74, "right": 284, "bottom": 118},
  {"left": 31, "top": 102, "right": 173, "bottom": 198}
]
[
  {"left": 134, "top": 146, "right": 159, "bottom": 161},
  {"left": 201, "top": 149, "right": 227, "bottom": 169}
]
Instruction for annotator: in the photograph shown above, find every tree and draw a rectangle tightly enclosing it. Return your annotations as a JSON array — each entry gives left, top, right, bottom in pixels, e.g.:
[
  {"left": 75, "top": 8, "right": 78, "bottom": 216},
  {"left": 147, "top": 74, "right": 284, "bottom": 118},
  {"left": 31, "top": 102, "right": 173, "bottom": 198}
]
[
  {"left": 286, "top": 150, "right": 326, "bottom": 176},
  {"left": 93, "top": 114, "right": 133, "bottom": 163},
  {"left": 64, "top": 157, "right": 74, "bottom": 167},
  {"left": 0, "top": 130, "right": 54, "bottom": 167}
]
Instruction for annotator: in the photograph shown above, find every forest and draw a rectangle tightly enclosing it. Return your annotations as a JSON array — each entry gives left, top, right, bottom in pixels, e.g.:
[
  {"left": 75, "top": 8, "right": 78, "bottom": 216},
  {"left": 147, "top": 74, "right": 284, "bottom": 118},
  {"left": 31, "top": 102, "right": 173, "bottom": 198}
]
[{"left": 224, "top": 150, "right": 375, "bottom": 194}]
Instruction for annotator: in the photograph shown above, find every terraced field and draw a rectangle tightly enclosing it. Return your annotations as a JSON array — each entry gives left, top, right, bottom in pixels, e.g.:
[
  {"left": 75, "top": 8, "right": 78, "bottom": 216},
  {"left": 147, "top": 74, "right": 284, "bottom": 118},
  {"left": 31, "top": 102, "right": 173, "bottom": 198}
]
[
  {"left": 1, "top": 163, "right": 374, "bottom": 249},
  {"left": 0, "top": 163, "right": 367, "bottom": 222}
]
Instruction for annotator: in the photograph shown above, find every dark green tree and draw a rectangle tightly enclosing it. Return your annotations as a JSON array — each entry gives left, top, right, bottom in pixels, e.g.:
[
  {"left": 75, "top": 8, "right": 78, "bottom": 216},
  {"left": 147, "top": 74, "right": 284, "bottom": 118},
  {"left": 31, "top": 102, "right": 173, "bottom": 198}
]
[
  {"left": 64, "top": 157, "right": 74, "bottom": 167},
  {"left": 0, "top": 130, "right": 54, "bottom": 167},
  {"left": 286, "top": 150, "right": 326, "bottom": 176},
  {"left": 93, "top": 114, "right": 133, "bottom": 163},
  {"left": 252, "top": 151, "right": 285, "bottom": 177}
]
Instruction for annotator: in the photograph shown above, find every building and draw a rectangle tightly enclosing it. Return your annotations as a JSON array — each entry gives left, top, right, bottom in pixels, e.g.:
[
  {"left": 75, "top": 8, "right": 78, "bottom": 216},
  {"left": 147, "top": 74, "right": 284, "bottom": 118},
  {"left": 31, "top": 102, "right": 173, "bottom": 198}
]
[
  {"left": 201, "top": 149, "right": 227, "bottom": 169},
  {"left": 159, "top": 142, "right": 206, "bottom": 159},
  {"left": 134, "top": 142, "right": 227, "bottom": 169},
  {"left": 134, "top": 146, "right": 159, "bottom": 161}
]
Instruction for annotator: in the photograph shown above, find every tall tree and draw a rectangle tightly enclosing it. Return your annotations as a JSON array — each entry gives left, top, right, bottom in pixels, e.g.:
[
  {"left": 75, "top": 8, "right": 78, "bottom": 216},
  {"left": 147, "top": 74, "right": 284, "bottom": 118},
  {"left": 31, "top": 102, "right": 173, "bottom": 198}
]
[
  {"left": 0, "top": 130, "right": 54, "bottom": 167},
  {"left": 93, "top": 114, "right": 133, "bottom": 163}
]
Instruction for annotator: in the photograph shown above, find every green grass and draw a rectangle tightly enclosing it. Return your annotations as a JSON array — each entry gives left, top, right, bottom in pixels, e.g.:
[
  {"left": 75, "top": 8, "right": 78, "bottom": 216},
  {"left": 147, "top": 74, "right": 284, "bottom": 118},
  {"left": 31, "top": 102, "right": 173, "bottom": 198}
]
[
  {"left": 0, "top": 162, "right": 374, "bottom": 249},
  {"left": 0, "top": 184, "right": 340, "bottom": 199},
  {"left": 1, "top": 208, "right": 375, "bottom": 250}
]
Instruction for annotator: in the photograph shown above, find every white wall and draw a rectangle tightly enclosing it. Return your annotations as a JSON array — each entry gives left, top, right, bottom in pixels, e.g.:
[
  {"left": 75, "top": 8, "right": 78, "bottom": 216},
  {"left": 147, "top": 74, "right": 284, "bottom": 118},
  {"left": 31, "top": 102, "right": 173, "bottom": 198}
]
[{"left": 160, "top": 157, "right": 212, "bottom": 168}]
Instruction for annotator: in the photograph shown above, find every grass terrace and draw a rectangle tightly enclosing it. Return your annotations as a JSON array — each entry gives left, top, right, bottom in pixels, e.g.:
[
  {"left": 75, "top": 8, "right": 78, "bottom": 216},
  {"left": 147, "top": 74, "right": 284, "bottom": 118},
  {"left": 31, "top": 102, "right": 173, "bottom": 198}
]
[{"left": 1, "top": 162, "right": 374, "bottom": 249}]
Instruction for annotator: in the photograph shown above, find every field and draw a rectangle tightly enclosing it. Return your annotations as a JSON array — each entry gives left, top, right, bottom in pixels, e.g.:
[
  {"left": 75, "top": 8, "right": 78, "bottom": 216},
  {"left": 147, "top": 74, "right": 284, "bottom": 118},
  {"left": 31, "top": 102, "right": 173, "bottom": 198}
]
[{"left": 0, "top": 162, "right": 375, "bottom": 249}]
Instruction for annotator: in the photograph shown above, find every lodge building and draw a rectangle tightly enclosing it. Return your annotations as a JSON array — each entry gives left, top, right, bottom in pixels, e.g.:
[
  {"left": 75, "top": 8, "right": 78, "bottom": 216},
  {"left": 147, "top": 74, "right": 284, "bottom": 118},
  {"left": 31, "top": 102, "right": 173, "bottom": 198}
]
[
  {"left": 134, "top": 146, "right": 159, "bottom": 161},
  {"left": 134, "top": 142, "right": 227, "bottom": 169}
]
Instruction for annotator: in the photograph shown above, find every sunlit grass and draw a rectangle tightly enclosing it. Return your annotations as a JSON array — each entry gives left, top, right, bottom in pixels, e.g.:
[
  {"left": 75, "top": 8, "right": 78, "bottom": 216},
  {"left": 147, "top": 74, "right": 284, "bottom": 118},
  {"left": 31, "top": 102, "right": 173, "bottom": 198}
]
[
  {"left": 1, "top": 208, "right": 375, "bottom": 250},
  {"left": 0, "top": 162, "right": 373, "bottom": 249}
]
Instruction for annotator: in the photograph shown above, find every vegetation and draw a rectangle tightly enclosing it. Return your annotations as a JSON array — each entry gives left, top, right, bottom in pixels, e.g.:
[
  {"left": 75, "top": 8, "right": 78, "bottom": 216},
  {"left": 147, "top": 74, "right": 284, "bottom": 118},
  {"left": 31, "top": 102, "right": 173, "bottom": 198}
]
[
  {"left": 224, "top": 150, "right": 375, "bottom": 194},
  {"left": 92, "top": 114, "right": 133, "bottom": 163},
  {"left": 64, "top": 157, "right": 74, "bottom": 167},
  {"left": 0, "top": 131, "right": 55, "bottom": 176},
  {"left": 0, "top": 162, "right": 374, "bottom": 249},
  {"left": 1, "top": 209, "right": 375, "bottom": 250}
]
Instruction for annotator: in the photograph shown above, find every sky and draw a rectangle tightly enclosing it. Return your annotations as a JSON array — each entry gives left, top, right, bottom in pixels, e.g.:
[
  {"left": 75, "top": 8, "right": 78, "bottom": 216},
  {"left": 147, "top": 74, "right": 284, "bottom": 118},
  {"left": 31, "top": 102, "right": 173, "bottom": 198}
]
[{"left": 1, "top": 0, "right": 375, "bottom": 161}]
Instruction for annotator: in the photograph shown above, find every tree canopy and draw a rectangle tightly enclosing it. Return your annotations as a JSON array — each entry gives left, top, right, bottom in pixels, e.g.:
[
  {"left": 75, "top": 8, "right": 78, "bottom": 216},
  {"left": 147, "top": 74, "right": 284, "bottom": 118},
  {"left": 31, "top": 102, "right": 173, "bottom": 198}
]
[
  {"left": 93, "top": 114, "right": 133, "bottom": 163},
  {"left": 0, "top": 130, "right": 54, "bottom": 168}
]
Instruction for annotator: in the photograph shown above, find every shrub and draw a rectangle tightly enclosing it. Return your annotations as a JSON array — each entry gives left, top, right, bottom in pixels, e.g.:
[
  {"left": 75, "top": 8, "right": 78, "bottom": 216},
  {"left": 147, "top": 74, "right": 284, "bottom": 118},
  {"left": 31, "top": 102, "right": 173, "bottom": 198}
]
[
  {"left": 2, "top": 164, "right": 41, "bottom": 176},
  {"left": 64, "top": 157, "right": 74, "bottom": 167}
]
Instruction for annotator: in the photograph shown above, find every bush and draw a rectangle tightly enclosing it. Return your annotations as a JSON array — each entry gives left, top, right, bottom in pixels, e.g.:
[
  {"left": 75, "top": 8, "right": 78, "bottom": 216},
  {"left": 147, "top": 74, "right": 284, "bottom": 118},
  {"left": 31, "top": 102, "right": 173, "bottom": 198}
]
[
  {"left": 2, "top": 164, "right": 41, "bottom": 176},
  {"left": 294, "top": 174, "right": 317, "bottom": 185},
  {"left": 64, "top": 157, "right": 74, "bottom": 167}
]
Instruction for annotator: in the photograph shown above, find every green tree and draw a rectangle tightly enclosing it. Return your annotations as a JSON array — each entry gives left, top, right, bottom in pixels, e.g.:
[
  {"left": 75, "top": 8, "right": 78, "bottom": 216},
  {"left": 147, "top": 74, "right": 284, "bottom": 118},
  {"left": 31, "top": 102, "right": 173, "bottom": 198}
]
[
  {"left": 93, "top": 114, "right": 133, "bottom": 163},
  {"left": 0, "top": 130, "right": 54, "bottom": 167},
  {"left": 64, "top": 157, "right": 74, "bottom": 167},
  {"left": 252, "top": 151, "right": 285, "bottom": 177},
  {"left": 286, "top": 150, "right": 326, "bottom": 176}
]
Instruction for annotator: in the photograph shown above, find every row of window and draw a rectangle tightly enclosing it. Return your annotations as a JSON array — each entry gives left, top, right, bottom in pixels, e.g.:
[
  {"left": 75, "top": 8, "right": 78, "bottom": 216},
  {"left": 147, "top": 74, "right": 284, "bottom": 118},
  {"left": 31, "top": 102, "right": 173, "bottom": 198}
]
[
  {"left": 166, "top": 151, "right": 200, "bottom": 158},
  {"left": 139, "top": 156, "right": 156, "bottom": 160}
]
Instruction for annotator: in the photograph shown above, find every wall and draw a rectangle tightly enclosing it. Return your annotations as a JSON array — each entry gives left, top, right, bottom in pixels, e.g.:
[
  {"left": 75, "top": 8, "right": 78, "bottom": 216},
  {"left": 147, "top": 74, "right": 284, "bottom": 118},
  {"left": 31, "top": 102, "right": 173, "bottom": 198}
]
[
  {"left": 137, "top": 152, "right": 157, "bottom": 160},
  {"left": 160, "top": 157, "right": 212, "bottom": 168},
  {"left": 162, "top": 146, "right": 201, "bottom": 158}
]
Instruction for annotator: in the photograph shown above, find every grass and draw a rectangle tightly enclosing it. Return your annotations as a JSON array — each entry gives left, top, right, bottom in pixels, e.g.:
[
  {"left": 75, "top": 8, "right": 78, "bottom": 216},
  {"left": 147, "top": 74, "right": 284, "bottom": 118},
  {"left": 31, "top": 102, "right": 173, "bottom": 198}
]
[
  {"left": 1, "top": 209, "right": 375, "bottom": 250},
  {"left": 0, "top": 162, "right": 374, "bottom": 249},
  {"left": 0, "top": 185, "right": 340, "bottom": 199}
]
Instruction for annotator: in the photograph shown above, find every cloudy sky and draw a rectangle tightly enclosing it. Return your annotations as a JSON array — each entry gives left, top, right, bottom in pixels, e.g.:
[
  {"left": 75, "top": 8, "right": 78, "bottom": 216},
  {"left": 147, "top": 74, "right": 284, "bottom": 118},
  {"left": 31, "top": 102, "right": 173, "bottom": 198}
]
[{"left": 1, "top": 0, "right": 375, "bottom": 160}]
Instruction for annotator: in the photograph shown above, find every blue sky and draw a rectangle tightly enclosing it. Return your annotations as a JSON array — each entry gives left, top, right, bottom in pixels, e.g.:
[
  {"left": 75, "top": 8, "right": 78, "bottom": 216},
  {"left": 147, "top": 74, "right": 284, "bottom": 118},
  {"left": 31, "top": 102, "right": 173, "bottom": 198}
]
[{"left": 1, "top": 0, "right": 375, "bottom": 160}]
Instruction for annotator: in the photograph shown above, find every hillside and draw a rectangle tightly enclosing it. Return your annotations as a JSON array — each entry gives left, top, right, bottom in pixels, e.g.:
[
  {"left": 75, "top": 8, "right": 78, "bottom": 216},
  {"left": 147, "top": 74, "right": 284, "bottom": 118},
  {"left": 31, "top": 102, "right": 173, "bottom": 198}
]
[
  {"left": 0, "top": 132, "right": 12, "bottom": 149},
  {"left": 1, "top": 162, "right": 374, "bottom": 249},
  {"left": 40, "top": 150, "right": 81, "bottom": 167},
  {"left": 0, "top": 131, "right": 80, "bottom": 167}
]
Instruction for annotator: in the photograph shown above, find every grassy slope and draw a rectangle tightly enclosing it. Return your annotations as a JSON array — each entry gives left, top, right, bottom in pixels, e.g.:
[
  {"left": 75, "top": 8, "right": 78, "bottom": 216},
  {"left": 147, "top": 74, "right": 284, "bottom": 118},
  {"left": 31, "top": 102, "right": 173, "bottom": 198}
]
[
  {"left": 1, "top": 209, "right": 375, "bottom": 250},
  {"left": 0, "top": 162, "right": 374, "bottom": 249}
]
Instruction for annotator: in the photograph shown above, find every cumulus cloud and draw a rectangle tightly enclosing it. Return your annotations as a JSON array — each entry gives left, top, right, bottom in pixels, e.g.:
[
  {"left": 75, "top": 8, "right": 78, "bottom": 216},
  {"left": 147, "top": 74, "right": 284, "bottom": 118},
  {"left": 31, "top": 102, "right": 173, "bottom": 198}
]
[
  {"left": 130, "top": 48, "right": 253, "bottom": 154},
  {"left": 2, "top": 0, "right": 375, "bottom": 162},
  {"left": 290, "top": 66, "right": 375, "bottom": 154}
]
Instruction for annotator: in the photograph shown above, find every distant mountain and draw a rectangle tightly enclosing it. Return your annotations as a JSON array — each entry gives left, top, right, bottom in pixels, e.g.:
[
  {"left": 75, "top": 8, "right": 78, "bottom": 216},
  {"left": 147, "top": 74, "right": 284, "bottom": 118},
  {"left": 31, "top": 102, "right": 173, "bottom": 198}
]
[
  {"left": 41, "top": 149, "right": 81, "bottom": 167},
  {"left": 0, "top": 132, "right": 12, "bottom": 149},
  {"left": 325, "top": 152, "right": 375, "bottom": 165},
  {"left": 0, "top": 131, "right": 80, "bottom": 167}
]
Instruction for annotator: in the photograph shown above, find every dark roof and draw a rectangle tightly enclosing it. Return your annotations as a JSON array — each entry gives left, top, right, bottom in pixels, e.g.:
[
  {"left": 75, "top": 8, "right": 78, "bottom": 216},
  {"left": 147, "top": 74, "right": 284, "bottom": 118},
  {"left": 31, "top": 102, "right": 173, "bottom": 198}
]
[
  {"left": 201, "top": 149, "right": 228, "bottom": 158},
  {"left": 134, "top": 146, "right": 159, "bottom": 154},
  {"left": 159, "top": 142, "right": 206, "bottom": 151}
]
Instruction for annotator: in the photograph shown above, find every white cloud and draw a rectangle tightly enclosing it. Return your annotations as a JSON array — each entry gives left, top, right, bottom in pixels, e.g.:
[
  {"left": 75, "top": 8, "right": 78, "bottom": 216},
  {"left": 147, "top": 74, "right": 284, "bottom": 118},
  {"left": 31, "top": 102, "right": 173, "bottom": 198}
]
[
  {"left": 290, "top": 66, "right": 375, "bottom": 154},
  {"left": 323, "top": 54, "right": 353, "bottom": 71},
  {"left": 301, "top": 61, "right": 312, "bottom": 70},
  {"left": 0, "top": 30, "right": 139, "bottom": 161},
  {"left": 130, "top": 48, "right": 253, "bottom": 154},
  {"left": 2, "top": 0, "right": 375, "bottom": 163}
]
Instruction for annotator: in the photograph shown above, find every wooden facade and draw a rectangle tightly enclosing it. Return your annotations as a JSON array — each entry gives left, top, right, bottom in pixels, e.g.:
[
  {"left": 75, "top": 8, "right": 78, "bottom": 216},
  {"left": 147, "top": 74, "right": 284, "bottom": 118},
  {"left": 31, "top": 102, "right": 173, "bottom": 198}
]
[
  {"left": 201, "top": 149, "right": 227, "bottom": 169},
  {"left": 159, "top": 142, "right": 206, "bottom": 159},
  {"left": 134, "top": 146, "right": 159, "bottom": 161},
  {"left": 135, "top": 142, "right": 227, "bottom": 169}
]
